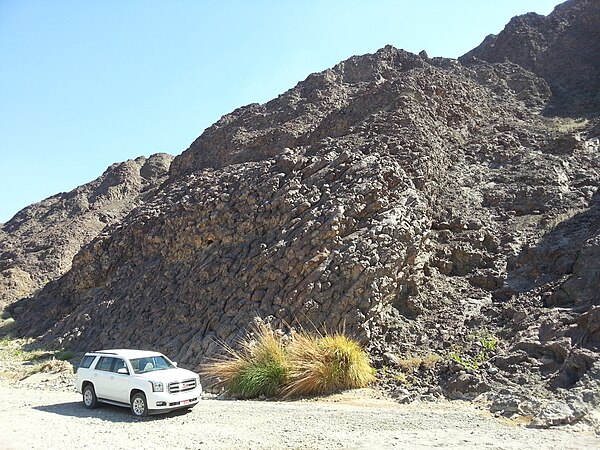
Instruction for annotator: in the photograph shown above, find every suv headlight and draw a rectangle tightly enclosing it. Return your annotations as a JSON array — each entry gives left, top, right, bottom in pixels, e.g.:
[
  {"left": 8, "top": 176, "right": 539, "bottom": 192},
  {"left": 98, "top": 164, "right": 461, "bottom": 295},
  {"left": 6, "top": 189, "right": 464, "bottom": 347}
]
[{"left": 150, "top": 381, "right": 164, "bottom": 392}]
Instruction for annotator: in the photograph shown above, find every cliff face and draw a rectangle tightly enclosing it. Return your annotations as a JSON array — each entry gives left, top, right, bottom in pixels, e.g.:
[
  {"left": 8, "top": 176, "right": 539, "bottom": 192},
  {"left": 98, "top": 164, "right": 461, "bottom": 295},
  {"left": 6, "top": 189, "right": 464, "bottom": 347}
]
[
  {"left": 11, "top": 50, "right": 559, "bottom": 349},
  {"left": 460, "top": 0, "right": 600, "bottom": 115},
  {"left": 0, "top": 154, "right": 173, "bottom": 309},
  {"left": 5, "top": 0, "right": 600, "bottom": 430}
]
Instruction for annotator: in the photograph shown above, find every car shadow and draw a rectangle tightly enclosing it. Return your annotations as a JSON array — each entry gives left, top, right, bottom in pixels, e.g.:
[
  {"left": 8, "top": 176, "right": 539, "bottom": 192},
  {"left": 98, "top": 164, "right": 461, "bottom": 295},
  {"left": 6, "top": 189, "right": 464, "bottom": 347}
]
[{"left": 34, "top": 401, "right": 192, "bottom": 422}]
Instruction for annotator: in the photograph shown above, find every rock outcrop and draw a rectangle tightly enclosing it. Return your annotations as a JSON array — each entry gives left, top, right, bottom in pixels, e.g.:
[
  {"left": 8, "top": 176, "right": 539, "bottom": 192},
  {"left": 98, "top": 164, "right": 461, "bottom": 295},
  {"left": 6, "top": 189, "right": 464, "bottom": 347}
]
[
  {"left": 460, "top": 0, "right": 600, "bottom": 115},
  {"left": 0, "top": 154, "right": 173, "bottom": 308},
  {"left": 4, "top": 0, "right": 600, "bottom": 431}
]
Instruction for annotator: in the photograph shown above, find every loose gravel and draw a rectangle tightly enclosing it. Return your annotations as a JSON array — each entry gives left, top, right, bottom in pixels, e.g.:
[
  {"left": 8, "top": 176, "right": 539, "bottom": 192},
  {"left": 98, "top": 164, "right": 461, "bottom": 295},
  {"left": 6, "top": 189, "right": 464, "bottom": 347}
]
[{"left": 0, "top": 381, "right": 597, "bottom": 449}]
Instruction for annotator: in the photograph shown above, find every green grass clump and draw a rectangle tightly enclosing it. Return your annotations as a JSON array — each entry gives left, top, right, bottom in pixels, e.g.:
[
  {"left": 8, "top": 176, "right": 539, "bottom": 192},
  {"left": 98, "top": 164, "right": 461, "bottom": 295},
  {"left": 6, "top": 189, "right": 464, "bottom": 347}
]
[
  {"left": 448, "top": 331, "right": 499, "bottom": 370},
  {"left": 202, "top": 322, "right": 375, "bottom": 399},
  {"left": 55, "top": 350, "right": 76, "bottom": 361},
  {"left": 203, "top": 322, "right": 288, "bottom": 399}
]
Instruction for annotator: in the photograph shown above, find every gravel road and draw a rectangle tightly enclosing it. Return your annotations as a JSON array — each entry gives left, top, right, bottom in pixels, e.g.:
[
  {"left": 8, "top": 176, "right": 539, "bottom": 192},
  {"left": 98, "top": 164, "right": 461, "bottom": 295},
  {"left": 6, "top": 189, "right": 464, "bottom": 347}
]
[{"left": 0, "top": 382, "right": 597, "bottom": 449}]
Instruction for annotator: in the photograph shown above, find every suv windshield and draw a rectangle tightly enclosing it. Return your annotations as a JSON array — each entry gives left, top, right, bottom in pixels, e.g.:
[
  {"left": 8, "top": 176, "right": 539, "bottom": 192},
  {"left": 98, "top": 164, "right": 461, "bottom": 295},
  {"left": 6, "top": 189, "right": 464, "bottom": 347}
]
[{"left": 130, "top": 355, "right": 175, "bottom": 374}]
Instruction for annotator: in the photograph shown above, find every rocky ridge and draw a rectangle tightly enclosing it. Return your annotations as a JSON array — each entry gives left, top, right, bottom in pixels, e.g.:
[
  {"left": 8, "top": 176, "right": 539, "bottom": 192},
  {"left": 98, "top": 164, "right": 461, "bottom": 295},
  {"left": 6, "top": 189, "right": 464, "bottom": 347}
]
[
  {"left": 460, "top": 0, "right": 600, "bottom": 116},
  {"left": 0, "top": 154, "right": 173, "bottom": 309},
  {"left": 4, "top": 0, "right": 600, "bottom": 431}
]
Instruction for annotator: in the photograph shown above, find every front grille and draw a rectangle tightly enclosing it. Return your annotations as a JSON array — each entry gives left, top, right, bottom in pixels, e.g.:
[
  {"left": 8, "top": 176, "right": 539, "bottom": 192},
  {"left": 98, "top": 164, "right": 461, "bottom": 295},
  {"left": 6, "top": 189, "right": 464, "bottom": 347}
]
[{"left": 168, "top": 378, "right": 197, "bottom": 394}]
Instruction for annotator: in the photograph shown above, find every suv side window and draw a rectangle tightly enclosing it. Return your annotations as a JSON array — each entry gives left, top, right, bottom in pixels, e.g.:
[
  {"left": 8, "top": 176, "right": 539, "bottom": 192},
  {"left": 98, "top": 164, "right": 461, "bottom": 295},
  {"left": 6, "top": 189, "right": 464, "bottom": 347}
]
[
  {"left": 96, "top": 356, "right": 115, "bottom": 372},
  {"left": 112, "top": 358, "right": 128, "bottom": 374},
  {"left": 79, "top": 355, "right": 96, "bottom": 369}
]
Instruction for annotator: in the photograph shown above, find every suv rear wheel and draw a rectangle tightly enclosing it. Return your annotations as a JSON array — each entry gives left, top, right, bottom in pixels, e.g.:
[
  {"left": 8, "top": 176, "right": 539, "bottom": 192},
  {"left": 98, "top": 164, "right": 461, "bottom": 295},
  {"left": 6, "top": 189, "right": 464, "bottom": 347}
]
[
  {"left": 131, "top": 392, "right": 148, "bottom": 417},
  {"left": 83, "top": 384, "right": 98, "bottom": 409}
]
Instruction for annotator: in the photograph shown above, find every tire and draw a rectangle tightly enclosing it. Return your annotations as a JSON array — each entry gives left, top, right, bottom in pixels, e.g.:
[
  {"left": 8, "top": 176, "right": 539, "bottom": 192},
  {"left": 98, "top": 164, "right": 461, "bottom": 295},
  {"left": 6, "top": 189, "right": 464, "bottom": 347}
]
[
  {"left": 82, "top": 384, "right": 98, "bottom": 409},
  {"left": 131, "top": 392, "right": 148, "bottom": 417}
]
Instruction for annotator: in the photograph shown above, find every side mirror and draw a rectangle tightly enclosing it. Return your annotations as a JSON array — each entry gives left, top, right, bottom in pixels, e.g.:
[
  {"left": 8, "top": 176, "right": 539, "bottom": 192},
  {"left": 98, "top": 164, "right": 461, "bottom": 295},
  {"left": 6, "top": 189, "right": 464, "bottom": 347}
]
[
  {"left": 172, "top": 362, "right": 178, "bottom": 367},
  {"left": 117, "top": 367, "right": 129, "bottom": 375}
]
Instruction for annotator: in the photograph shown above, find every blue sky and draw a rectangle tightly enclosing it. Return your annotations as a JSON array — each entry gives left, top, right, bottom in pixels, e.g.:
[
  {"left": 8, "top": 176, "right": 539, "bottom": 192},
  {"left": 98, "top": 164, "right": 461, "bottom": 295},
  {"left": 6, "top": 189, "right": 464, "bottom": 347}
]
[{"left": 0, "top": 0, "right": 561, "bottom": 223}]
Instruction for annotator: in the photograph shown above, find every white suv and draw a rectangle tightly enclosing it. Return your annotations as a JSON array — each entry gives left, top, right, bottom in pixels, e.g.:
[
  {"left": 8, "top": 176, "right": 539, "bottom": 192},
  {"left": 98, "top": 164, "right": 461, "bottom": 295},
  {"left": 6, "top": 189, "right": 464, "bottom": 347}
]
[{"left": 75, "top": 349, "right": 202, "bottom": 417}]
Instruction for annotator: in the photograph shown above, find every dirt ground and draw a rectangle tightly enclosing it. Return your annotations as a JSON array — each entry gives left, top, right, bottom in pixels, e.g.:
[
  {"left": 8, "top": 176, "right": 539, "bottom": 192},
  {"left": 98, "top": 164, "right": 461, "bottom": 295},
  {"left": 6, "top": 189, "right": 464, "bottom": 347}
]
[{"left": 0, "top": 380, "right": 597, "bottom": 450}]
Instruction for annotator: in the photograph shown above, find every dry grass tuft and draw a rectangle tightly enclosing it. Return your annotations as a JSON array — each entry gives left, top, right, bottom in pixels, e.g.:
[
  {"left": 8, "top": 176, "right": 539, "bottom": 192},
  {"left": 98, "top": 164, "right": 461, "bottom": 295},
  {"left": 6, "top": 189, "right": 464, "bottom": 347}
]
[
  {"left": 283, "top": 332, "right": 375, "bottom": 398},
  {"left": 35, "top": 359, "right": 74, "bottom": 374},
  {"left": 396, "top": 353, "right": 442, "bottom": 373},
  {"left": 546, "top": 117, "right": 588, "bottom": 132}
]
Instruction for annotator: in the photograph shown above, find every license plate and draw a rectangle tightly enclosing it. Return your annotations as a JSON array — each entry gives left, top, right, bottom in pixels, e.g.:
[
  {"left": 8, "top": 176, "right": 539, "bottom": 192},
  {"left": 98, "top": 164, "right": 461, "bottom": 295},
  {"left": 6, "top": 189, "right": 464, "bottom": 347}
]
[{"left": 181, "top": 399, "right": 190, "bottom": 405}]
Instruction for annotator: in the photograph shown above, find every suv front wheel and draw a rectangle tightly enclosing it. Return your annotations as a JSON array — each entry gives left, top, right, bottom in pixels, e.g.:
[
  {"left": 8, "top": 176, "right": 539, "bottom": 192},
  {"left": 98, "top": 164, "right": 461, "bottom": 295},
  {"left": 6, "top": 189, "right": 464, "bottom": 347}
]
[
  {"left": 131, "top": 392, "right": 148, "bottom": 417},
  {"left": 83, "top": 384, "right": 98, "bottom": 409}
]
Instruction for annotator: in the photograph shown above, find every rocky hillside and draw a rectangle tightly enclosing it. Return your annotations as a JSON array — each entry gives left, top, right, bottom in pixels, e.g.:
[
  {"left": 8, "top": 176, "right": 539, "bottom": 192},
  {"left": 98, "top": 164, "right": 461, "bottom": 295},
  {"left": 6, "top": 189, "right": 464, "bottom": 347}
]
[
  {"left": 5, "top": 0, "right": 600, "bottom": 430},
  {"left": 0, "top": 154, "right": 173, "bottom": 309},
  {"left": 461, "top": 0, "right": 600, "bottom": 115}
]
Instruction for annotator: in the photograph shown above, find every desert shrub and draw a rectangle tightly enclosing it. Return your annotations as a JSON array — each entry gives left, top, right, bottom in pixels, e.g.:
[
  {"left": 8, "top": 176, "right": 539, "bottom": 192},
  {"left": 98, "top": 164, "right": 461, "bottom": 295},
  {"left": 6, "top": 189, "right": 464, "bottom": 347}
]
[
  {"left": 55, "top": 350, "right": 76, "bottom": 361},
  {"left": 36, "top": 359, "right": 74, "bottom": 374},
  {"left": 394, "top": 372, "right": 409, "bottom": 385},
  {"left": 448, "top": 350, "right": 483, "bottom": 370},
  {"left": 202, "top": 322, "right": 288, "bottom": 399},
  {"left": 283, "top": 332, "right": 375, "bottom": 398},
  {"left": 395, "top": 353, "right": 441, "bottom": 373},
  {"left": 202, "top": 322, "right": 375, "bottom": 399},
  {"left": 449, "top": 331, "right": 499, "bottom": 370},
  {"left": 547, "top": 117, "right": 588, "bottom": 132}
]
